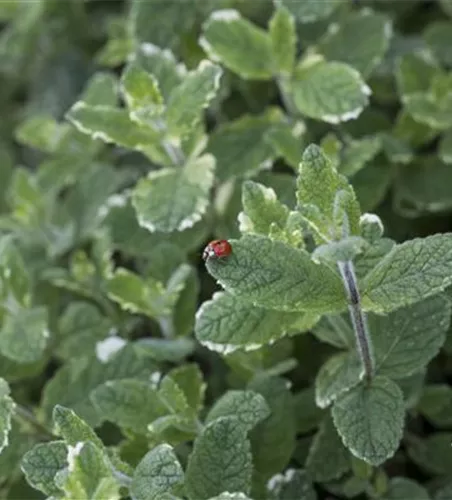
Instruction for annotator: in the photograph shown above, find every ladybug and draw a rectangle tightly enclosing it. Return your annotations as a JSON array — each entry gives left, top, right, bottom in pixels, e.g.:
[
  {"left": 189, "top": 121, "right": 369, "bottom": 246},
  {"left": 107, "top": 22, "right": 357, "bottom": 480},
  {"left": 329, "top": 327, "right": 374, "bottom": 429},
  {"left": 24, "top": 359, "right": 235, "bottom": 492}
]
[{"left": 202, "top": 239, "right": 232, "bottom": 261}]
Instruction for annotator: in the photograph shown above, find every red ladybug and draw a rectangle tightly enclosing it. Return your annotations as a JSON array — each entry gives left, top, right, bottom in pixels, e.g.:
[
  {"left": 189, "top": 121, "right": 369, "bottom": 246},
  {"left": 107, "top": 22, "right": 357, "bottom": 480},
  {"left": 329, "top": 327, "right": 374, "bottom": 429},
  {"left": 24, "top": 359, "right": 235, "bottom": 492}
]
[{"left": 202, "top": 239, "right": 232, "bottom": 261}]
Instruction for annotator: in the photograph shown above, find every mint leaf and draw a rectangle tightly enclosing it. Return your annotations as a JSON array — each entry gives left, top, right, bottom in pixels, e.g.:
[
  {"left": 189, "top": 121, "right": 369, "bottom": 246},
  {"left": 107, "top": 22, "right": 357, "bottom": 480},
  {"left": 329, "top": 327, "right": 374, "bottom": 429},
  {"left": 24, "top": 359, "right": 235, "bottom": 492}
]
[
  {"left": 292, "top": 61, "right": 370, "bottom": 123},
  {"left": 52, "top": 405, "right": 104, "bottom": 449},
  {"left": 206, "top": 390, "right": 270, "bottom": 432},
  {"left": 418, "top": 384, "right": 452, "bottom": 428},
  {"left": 185, "top": 416, "right": 252, "bottom": 500},
  {"left": 370, "top": 294, "right": 450, "bottom": 378},
  {"left": 306, "top": 414, "right": 351, "bottom": 482},
  {"left": 0, "top": 379, "right": 14, "bottom": 454},
  {"left": 267, "top": 469, "right": 317, "bottom": 500},
  {"left": 269, "top": 6, "right": 296, "bottom": 76},
  {"left": 278, "top": 0, "right": 343, "bottom": 22},
  {"left": 195, "top": 291, "right": 317, "bottom": 354},
  {"left": 0, "top": 307, "right": 48, "bottom": 363},
  {"left": 264, "top": 121, "right": 305, "bottom": 169},
  {"left": 132, "top": 154, "right": 215, "bottom": 232},
  {"left": 205, "top": 234, "right": 346, "bottom": 314},
  {"left": 315, "top": 352, "right": 362, "bottom": 409},
  {"left": 319, "top": 11, "right": 392, "bottom": 77},
  {"left": 90, "top": 379, "right": 167, "bottom": 434},
  {"left": 407, "top": 433, "right": 452, "bottom": 475},
  {"left": 439, "top": 129, "right": 452, "bottom": 163},
  {"left": 21, "top": 441, "right": 67, "bottom": 497},
  {"left": 249, "top": 376, "right": 296, "bottom": 479},
  {"left": 362, "top": 234, "right": 452, "bottom": 313},
  {"left": 131, "top": 444, "right": 184, "bottom": 500},
  {"left": 383, "top": 477, "right": 429, "bottom": 500},
  {"left": 294, "top": 387, "right": 325, "bottom": 433},
  {"left": 166, "top": 61, "right": 221, "bottom": 138},
  {"left": 200, "top": 10, "right": 273, "bottom": 80},
  {"left": 167, "top": 363, "right": 205, "bottom": 413},
  {"left": 207, "top": 110, "right": 281, "bottom": 181},
  {"left": 332, "top": 376, "right": 405, "bottom": 466}
]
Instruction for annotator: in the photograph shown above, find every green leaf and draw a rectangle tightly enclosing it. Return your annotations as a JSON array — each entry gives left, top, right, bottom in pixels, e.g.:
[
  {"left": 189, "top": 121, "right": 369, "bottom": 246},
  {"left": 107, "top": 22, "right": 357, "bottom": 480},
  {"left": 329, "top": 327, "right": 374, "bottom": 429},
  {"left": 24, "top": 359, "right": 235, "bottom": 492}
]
[
  {"left": 332, "top": 376, "right": 405, "bottom": 466},
  {"left": 297, "top": 144, "right": 360, "bottom": 240},
  {"left": 167, "top": 363, "right": 205, "bottom": 413},
  {"left": 418, "top": 384, "right": 452, "bottom": 428},
  {"left": 306, "top": 414, "right": 351, "bottom": 482},
  {"left": 264, "top": 121, "right": 305, "bottom": 169},
  {"left": 132, "top": 154, "right": 215, "bottom": 232},
  {"left": 315, "top": 352, "right": 362, "bottom": 409},
  {"left": 131, "top": 444, "right": 184, "bottom": 500},
  {"left": 166, "top": 60, "right": 221, "bottom": 138},
  {"left": 56, "top": 441, "right": 119, "bottom": 499},
  {"left": 395, "top": 53, "right": 438, "bottom": 97},
  {"left": 249, "top": 376, "right": 296, "bottom": 479},
  {"left": 382, "top": 477, "right": 430, "bottom": 500},
  {"left": 370, "top": 295, "right": 450, "bottom": 378},
  {"left": 15, "top": 115, "right": 66, "bottom": 153},
  {"left": 339, "top": 136, "right": 382, "bottom": 177},
  {"left": 407, "top": 432, "right": 452, "bottom": 475},
  {"left": 293, "top": 387, "right": 325, "bottom": 433},
  {"left": 362, "top": 233, "right": 452, "bottom": 313},
  {"left": 0, "top": 235, "right": 30, "bottom": 306},
  {"left": 80, "top": 72, "right": 118, "bottom": 107},
  {"left": 0, "top": 379, "right": 14, "bottom": 454},
  {"left": 404, "top": 92, "right": 452, "bottom": 131},
  {"left": 319, "top": 11, "right": 392, "bottom": 77},
  {"left": 312, "top": 237, "right": 368, "bottom": 265},
  {"left": 42, "top": 345, "right": 155, "bottom": 427},
  {"left": 424, "top": 21, "right": 452, "bottom": 67},
  {"left": 269, "top": 6, "right": 296, "bottom": 76},
  {"left": 185, "top": 416, "right": 253, "bottom": 500},
  {"left": 21, "top": 441, "right": 67, "bottom": 497},
  {"left": 120, "top": 62, "right": 164, "bottom": 119},
  {"left": 52, "top": 405, "right": 104, "bottom": 449},
  {"left": 209, "top": 493, "right": 252, "bottom": 500},
  {"left": 267, "top": 469, "right": 317, "bottom": 500},
  {"left": 0, "top": 307, "right": 48, "bottom": 364},
  {"left": 206, "top": 390, "right": 270, "bottom": 432},
  {"left": 106, "top": 267, "right": 170, "bottom": 318},
  {"left": 66, "top": 102, "right": 168, "bottom": 164},
  {"left": 312, "top": 313, "right": 355, "bottom": 349},
  {"left": 278, "top": 0, "right": 343, "bottom": 22},
  {"left": 200, "top": 10, "right": 273, "bottom": 80},
  {"left": 205, "top": 234, "right": 346, "bottom": 314},
  {"left": 207, "top": 110, "right": 282, "bottom": 182},
  {"left": 195, "top": 291, "right": 317, "bottom": 354},
  {"left": 292, "top": 61, "right": 370, "bottom": 123},
  {"left": 90, "top": 379, "right": 167, "bottom": 434}
]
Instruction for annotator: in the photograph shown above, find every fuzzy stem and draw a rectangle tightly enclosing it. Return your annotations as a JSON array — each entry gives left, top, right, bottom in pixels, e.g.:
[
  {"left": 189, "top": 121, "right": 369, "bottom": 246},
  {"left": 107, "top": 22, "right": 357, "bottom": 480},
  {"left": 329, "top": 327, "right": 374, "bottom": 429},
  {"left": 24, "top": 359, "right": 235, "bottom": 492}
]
[{"left": 337, "top": 260, "right": 375, "bottom": 381}]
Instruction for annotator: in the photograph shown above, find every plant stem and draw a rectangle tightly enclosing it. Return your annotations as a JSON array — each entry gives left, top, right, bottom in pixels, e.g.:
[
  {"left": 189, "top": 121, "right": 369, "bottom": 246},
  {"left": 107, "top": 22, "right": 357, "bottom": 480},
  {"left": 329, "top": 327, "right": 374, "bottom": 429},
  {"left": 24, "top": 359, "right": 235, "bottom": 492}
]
[
  {"left": 14, "top": 404, "right": 56, "bottom": 440},
  {"left": 337, "top": 260, "right": 375, "bottom": 382}
]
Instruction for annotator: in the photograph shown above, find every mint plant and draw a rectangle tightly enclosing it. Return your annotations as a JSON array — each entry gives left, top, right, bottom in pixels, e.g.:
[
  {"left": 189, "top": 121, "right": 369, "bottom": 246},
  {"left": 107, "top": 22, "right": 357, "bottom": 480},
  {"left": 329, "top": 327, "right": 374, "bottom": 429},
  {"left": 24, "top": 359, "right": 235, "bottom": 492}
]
[{"left": 1, "top": 1, "right": 452, "bottom": 499}]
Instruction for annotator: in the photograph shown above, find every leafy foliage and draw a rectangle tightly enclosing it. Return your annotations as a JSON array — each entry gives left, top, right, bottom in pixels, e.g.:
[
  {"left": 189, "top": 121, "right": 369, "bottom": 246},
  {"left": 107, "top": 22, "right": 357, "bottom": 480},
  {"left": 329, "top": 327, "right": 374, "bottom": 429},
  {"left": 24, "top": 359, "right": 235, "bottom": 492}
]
[{"left": 1, "top": 1, "right": 452, "bottom": 499}]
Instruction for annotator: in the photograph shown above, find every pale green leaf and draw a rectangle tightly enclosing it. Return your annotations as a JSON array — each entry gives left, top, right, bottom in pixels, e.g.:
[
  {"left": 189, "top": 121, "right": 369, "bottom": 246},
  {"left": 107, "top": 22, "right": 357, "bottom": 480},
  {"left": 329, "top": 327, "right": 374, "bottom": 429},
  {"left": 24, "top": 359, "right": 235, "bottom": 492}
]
[
  {"left": 424, "top": 21, "right": 452, "bottom": 67},
  {"left": 370, "top": 295, "right": 450, "bottom": 378},
  {"left": 332, "top": 376, "right": 405, "bottom": 466},
  {"left": 0, "top": 379, "right": 14, "bottom": 454},
  {"left": 312, "top": 313, "right": 355, "bottom": 349},
  {"left": 249, "top": 376, "right": 296, "bottom": 479},
  {"left": 277, "top": 0, "right": 343, "bottom": 22},
  {"left": 207, "top": 110, "right": 282, "bottom": 182},
  {"left": 339, "top": 136, "right": 382, "bottom": 177},
  {"left": 134, "top": 337, "right": 196, "bottom": 363},
  {"left": 404, "top": 92, "right": 452, "bottom": 131},
  {"left": 312, "top": 237, "right": 368, "bottom": 265},
  {"left": 395, "top": 52, "right": 438, "bottom": 97},
  {"left": 315, "top": 352, "right": 362, "bottom": 409},
  {"left": 66, "top": 102, "right": 169, "bottom": 164},
  {"left": 418, "top": 384, "right": 452, "bottom": 428},
  {"left": 267, "top": 469, "right": 317, "bottom": 500},
  {"left": 56, "top": 441, "right": 119, "bottom": 499},
  {"left": 362, "top": 233, "right": 452, "bottom": 313},
  {"left": 132, "top": 154, "right": 215, "bottom": 232},
  {"left": 200, "top": 10, "right": 273, "bottom": 80},
  {"left": 306, "top": 414, "right": 351, "bottom": 482},
  {"left": 167, "top": 364, "right": 205, "bottom": 413},
  {"left": 292, "top": 61, "right": 370, "bottom": 124},
  {"left": 195, "top": 291, "right": 316, "bottom": 354},
  {"left": 15, "top": 115, "right": 66, "bottom": 153},
  {"left": 0, "top": 307, "right": 48, "bottom": 363},
  {"left": 264, "top": 121, "right": 305, "bottom": 169},
  {"left": 206, "top": 390, "right": 270, "bottom": 432},
  {"left": 166, "top": 60, "right": 222, "bottom": 138},
  {"left": 80, "top": 72, "right": 118, "bottom": 107},
  {"left": 131, "top": 444, "right": 184, "bottom": 500},
  {"left": 21, "top": 441, "right": 67, "bottom": 497},
  {"left": 205, "top": 234, "right": 346, "bottom": 314},
  {"left": 0, "top": 234, "right": 30, "bottom": 306},
  {"left": 319, "top": 11, "right": 392, "bottom": 77},
  {"left": 208, "top": 494, "right": 251, "bottom": 500},
  {"left": 439, "top": 129, "right": 452, "bottom": 163},
  {"left": 121, "top": 62, "right": 164, "bottom": 119},
  {"left": 360, "top": 213, "right": 384, "bottom": 243},
  {"left": 269, "top": 6, "right": 296, "bottom": 76},
  {"left": 90, "top": 379, "right": 167, "bottom": 433},
  {"left": 106, "top": 268, "right": 169, "bottom": 318},
  {"left": 382, "top": 477, "right": 430, "bottom": 500},
  {"left": 185, "top": 416, "right": 252, "bottom": 500},
  {"left": 52, "top": 405, "right": 104, "bottom": 450}
]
